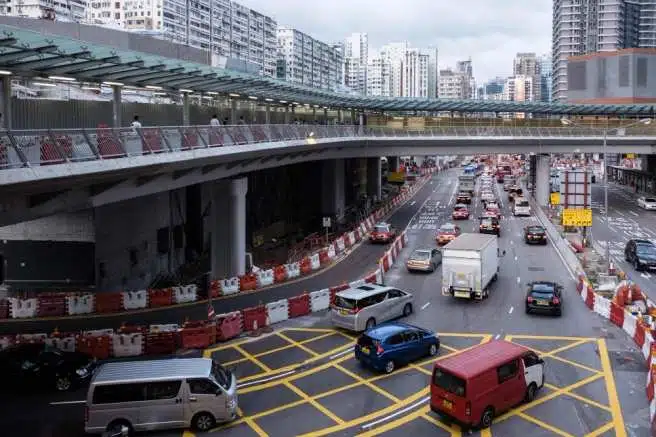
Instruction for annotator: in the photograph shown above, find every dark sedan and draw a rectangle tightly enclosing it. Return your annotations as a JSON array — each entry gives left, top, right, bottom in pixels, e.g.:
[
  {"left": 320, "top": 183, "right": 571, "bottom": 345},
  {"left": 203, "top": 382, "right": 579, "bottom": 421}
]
[
  {"left": 524, "top": 225, "right": 547, "bottom": 245},
  {"left": 525, "top": 282, "right": 563, "bottom": 316},
  {"left": 0, "top": 343, "right": 96, "bottom": 392}
]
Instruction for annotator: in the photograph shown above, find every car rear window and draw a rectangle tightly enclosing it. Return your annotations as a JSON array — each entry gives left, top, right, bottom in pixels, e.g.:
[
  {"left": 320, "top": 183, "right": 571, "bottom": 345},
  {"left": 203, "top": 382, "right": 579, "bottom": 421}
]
[
  {"left": 646, "top": 198, "right": 656, "bottom": 203},
  {"left": 433, "top": 368, "right": 466, "bottom": 397},
  {"left": 411, "top": 251, "right": 431, "bottom": 260},
  {"left": 357, "top": 335, "right": 376, "bottom": 347},
  {"left": 374, "top": 225, "right": 389, "bottom": 233},
  {"left": 334, "top": 296, "right": 358, "bottom": 309},
  {"left": 530, "top": 290, "right": 554, "bottom": 299},
  {"left": 527, "top": 226, "right": 545, "bottom": 233},
  {"left": 516, "top": 200, "right": 529, "bottom": 207}
]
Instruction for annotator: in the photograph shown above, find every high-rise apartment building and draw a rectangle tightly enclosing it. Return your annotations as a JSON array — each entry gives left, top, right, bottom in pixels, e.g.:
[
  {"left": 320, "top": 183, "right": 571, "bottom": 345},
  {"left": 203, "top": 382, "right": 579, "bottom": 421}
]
[
  {"left": 438, "top": 68, "right": 469, "bottom": 99},
  {"left": 276, "top": 27, "right": 343, "bottom": 90},
  {"left": 504, "top": 75, "right": 535, "bottom": 102},
  {"left": 366, "top": 43, "right": 432, "bottom": 98},
  {"left": 552, "top": 0, "right": 656, "bottom": 102},
  {"left": 513, "top": 52, "right": 542, "bottom": 102},
  {"left": 479, "top": 77, "right": 506, "bottom": 100},
  {"left": 366, "top": 55, "right": 391, "bottom": 97},
  {"left": 403, "top": 48, "right": 429, "bottom": 97},
  {"left": 84, "top": 0, "right": 277, "bottom": 77},
  {"left": 343, "top": 33, "right": 368, "bottom": 94},
  {"left": 0, "top": 0, "right": 87, "bottom": 21}
]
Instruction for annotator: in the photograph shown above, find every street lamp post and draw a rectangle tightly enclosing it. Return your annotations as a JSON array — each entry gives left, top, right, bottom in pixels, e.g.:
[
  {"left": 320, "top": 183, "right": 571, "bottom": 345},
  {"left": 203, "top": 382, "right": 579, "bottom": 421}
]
[{"left": 560, "top": 118, "right": 652, "bottom": 272}]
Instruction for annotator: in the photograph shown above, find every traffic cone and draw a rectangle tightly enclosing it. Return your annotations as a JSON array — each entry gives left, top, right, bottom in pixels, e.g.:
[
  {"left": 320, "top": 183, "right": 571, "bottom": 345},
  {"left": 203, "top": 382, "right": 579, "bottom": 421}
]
[
  {"left": 262, "top": 315, "right": 273, "bottom": 333},
  {"left": 248, "top": 319, "right": 261, "bottom": 337}
]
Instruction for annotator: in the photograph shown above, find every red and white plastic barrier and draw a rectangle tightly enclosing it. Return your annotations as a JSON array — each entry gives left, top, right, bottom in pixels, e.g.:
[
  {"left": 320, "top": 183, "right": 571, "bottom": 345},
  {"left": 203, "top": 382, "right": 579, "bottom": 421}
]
[
  {"left": 220, "top": 278, "right": 240, "bottom": 296},
  {"left": 256, "top": 269, "right": 275, "bottom": 288},
  {"left": 123, "top": 290, "right": 148, "bottom": 310}
]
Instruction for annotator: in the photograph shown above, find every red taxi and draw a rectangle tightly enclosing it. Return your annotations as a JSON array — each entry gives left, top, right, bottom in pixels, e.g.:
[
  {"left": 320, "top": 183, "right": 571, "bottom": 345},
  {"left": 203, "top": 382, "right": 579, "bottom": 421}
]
[
  {"left": 436, "top": 223, "right": 461, "bottom": 245},
  {"left": 369, "top": 222, "right": 396, "bottom": 244},
  {"left": 452, "top": 204, "right": 470, "bottom": 220},
  {"left": 484, "top": 202, "right": 501, "bottom": 219}
]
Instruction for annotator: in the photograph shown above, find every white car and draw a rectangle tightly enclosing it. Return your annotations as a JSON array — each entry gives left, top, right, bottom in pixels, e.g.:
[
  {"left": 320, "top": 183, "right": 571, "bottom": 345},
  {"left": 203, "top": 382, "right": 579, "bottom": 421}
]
[
  {"left": 638, "top": 197, "right": 656, "bottom": 210},
  {"left": 481, "top": 191, "right": 496, "bottom": 203}
]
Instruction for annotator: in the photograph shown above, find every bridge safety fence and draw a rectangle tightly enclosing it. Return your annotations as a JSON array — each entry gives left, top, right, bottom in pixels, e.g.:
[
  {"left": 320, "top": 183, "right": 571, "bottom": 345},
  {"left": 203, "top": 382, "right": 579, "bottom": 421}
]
[{"left": 0, "top": 124, "right": 655, "bottom": 170}]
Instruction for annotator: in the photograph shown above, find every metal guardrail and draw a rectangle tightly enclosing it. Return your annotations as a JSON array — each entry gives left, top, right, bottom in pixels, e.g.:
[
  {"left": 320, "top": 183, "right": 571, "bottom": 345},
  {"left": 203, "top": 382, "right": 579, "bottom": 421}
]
[{"left": 0, "top": 124, "right": 654, "bottom": 170}]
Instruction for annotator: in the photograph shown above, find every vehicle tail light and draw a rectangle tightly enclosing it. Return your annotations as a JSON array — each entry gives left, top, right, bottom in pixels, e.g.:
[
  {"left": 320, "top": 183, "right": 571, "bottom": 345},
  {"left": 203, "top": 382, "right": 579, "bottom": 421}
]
[
  {"left": 465, "top": 401, "right": 471, "bottom": 416},
  {"left": 527, "top": 296, "right": 533, "bottom": 303},
  {"left": 376, "top": 344, "right": 384, "bottom": 355},
  {"left": 552, "top": 297, "right": 560, "bottom": 305}
]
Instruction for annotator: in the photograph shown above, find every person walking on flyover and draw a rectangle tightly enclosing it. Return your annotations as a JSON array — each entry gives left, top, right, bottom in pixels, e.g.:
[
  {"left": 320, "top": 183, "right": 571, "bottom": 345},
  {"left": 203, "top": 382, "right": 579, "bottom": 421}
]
[
  {"left": 210, "top": 114, "right": 221, "bottom": 126},
  {"left": 131, "top": 115, "right": 142, "bottom": 132}
]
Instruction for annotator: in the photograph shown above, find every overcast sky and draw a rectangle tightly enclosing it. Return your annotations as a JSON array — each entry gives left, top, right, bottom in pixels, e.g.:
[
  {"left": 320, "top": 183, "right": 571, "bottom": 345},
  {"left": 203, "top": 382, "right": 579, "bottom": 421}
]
[{"left": 238, "top": 0, "right": 552, "bottom": 84}]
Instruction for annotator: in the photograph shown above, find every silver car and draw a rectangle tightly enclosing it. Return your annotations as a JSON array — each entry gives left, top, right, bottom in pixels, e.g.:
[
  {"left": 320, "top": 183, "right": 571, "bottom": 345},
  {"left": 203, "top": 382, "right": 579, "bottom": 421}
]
[
  {"left": 331, "top": 284, "right": 415, "bottom": 332},
  {"left": 85, "top": 358, "right": 237, "bottom": 435},
  {"left": 406, "top": 248, "right": 442, "bottom": 272}
]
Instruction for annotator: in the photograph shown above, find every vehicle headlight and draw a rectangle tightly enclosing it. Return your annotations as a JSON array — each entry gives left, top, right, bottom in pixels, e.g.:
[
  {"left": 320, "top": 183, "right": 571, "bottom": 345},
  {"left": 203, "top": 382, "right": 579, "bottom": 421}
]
[{"left": 76, "top": 367, "right": 89, "bottom": 377}]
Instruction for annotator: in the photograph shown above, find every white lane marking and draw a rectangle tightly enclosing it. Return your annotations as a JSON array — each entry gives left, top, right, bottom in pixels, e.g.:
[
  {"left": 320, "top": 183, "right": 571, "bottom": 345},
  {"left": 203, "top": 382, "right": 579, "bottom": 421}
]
[
  {"left": 516, "top": 277, "right": 521, "bottom": 284},
  {"left": 405, "top": 184, "right": 442, "bottom": 232},
  {"left": 362, "top": 396, "right": 430, "bottom": 429},
  {"left": 494, "top": 334, "right": 501, "bottom": 340},
  {"left": 514, "top": 256, "right": 518, "bottom": 261},
  {"left": 629, "top": 211, "right": 639, "bottom": 217},
  {"left": 329, "top": 348, "right": 353, "bottom": 360},
  {"left": 510, "top": 240, "right": 514, "bottom": 245},
  {"left": 237, "top": 370, "right": 297, "bottom": 388},
  {"left": 641, "top": 273, "right": 652, "bottom": 279},
  {"left": 614, "top": 209, "right": 626, "bottom": 217},
  {"left": 421, "top": 302, "right": 431, "bottom": 311},
  {"left": 508, "top": 306, "right": 514, "bottom": 314},
  {"left": 50, "top": 400, "right": 86, "bottom": 406},
  {"left": 410, "top": 201, "right": 416, "bottom": 206}
]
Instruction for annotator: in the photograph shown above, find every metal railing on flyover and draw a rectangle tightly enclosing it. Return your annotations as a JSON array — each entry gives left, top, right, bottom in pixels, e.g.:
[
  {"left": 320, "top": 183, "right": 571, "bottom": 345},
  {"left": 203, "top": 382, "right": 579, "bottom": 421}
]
[{"left": 0, "top": 124, "right": 654, "bottom": 170}]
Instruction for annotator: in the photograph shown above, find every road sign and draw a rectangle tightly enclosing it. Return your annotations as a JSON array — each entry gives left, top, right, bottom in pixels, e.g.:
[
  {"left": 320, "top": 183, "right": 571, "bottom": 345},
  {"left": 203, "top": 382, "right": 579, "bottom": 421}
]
[
  {"left": 562, "top": 208, "right": 592, "bottom": 227},
  {"left": 322, "top": 217, "right": 331, "bottom": 228},
  {"left": 550, "top": 192, "right": 560, "bottom": 205},
  {"left": 560, "top": 170, "right": 592, "bottom": 208},
  {"left": 387, "top": 171, "right": 405, "bottom": 184}
]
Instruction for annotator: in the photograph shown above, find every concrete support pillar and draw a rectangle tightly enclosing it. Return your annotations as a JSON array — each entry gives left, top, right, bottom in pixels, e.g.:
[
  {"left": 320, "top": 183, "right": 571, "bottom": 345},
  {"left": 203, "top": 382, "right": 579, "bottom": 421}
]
[
  {"left": 536, "top": 154, "right": 550, "bottom": 207},
  {"left": 0, "top": 77, "right": 11, "bottom": 129},
  {"left": 265, "top": 104, "right": 271, "bottom": 125},
  {"left": 337, "top": 109, "right": 342, "bottom": 123},
  {"left": 210, "top": 177, "right": 248, "bottom": 279},
  {"left": 367, "top": 157, "right": 382, "bottom": 201},
  {"left": 359, "top": 112, "right": 364, "bottom": 126},
  {"left": 321, "top": 159, "right": 346, "bottom": 223},
  {"left": 112, "top": 85, "right": 122, "bottom": 128},
  {"left": 230, "top": 99, "right": 237, "bottom": 125},
  {"left": 351, "top": 109, "right": 356, "bottom": 124},
  {"left": 284, "top": 106, "right": 291, "bottom": 124},
  {"left": 312, "top": 107, "right": 316, "bottom": 121},
  {"left": 323, "top": 108, "right": 328, "bottom": 124},
  {"left": 388, "top": 156, "right": 399, "bottom": 173},
  {"left": 182, "top": 93, "right": 190, "bottom": 126}
]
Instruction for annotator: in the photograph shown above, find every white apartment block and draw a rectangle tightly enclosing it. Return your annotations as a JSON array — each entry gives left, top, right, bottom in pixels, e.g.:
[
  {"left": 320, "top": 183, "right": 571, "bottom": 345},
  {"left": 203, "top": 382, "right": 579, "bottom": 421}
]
[
  {"left": 366, "top": 55, "right": 391, "bottom": 97},
  {"left": 513, "top": 52, "right": 542, "bottom": 102},
  {"left": 343, "top": 32, "right": 368, "bottom": 94},
  {"left": 380, "top": 42, "right": 408, "bottom": 97},
  {"left": 86, "top": 0, "right": 161, "bottom": 30},
  {"left": 276, "top": 27, "right": 343, "bottom": 90},
  {"left": 503, "top": 75, "right": 535, "bottom": 102},
  {"left": 438, "top": 68, "right": 468, "bottom": 99},
  {"left": 0, "top": 0, "right": 87, "bottom": 21},
  {"left": 403, "top": 49, "right": 429, "bottom": 97}
]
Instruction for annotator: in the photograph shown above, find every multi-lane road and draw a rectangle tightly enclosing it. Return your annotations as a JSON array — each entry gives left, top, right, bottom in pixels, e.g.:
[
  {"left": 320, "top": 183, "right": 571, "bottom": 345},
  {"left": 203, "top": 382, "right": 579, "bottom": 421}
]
[
  {"left": 590, "top": 182, "right": 656, "bottom": 301},
  {"left": 3, "top": 169, "right": 652, "bottom": 437}
]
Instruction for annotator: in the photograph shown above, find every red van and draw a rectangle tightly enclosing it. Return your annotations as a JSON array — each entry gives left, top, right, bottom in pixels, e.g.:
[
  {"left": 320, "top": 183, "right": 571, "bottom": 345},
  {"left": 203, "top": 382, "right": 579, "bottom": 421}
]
[{"left": 430, "top": 340, "right": 545, "bottom": 429}]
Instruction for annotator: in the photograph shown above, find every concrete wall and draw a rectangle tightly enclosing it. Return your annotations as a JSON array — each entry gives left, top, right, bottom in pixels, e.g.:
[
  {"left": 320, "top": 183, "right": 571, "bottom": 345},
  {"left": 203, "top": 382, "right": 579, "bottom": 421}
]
[
  {"left": 0, "top": 211, "right": 94, "bottom": 242},
  {"left": 567, "top": 51, "right": 656, "bottom": 103},
  {"left": 94, "top": 189, "right": 186, "bottom": 291}
]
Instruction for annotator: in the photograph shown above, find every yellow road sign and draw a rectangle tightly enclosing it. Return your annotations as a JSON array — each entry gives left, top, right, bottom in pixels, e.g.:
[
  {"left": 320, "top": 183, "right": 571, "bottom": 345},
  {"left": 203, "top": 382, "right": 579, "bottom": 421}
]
[
  {"left": 550, "top": 192, "right": 560, "bottom": 205},
  {"left": 387, "top": 171, "right": 405, "bottom": 183},
  {"left": 562, "top": 208, "right": 592, "bottom": 227}
]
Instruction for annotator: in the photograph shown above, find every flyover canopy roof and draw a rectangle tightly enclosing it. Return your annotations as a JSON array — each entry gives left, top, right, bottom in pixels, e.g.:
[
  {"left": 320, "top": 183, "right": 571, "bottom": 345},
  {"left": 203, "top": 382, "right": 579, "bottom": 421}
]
[{"left": 0, "top": 24, "right": 655, "bottom": 116}]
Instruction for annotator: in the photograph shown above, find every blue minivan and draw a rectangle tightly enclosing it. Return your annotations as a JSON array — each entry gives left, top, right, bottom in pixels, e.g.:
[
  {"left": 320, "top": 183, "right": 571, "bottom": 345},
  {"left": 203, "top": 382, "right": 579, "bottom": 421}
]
[{"left": 354, "top": 322, "right": 440, "bottom": 373}]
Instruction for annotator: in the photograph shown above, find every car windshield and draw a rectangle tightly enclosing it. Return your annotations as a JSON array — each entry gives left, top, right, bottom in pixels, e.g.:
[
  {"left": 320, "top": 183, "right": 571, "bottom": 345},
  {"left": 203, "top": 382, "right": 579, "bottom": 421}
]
[
  {"left": 433, "top": 368, "right": 466, "bottom": 397},
  {"left": 334, "top": 295, "right": 358, "bottom": 309},
  {"left": 374, "top": 225, "right": 389, "bottom": 233},
  {"left": 411, "top": 251, "right": 431, "bottom": 261},
  {"left": 440, "top": 224, "right": 456, "bottom": 233},
  {"left": 527, "top": 226, "right": 545, "bottom": 234},
  {"left": 646, "top": 198, "right": 656, "bottom": 203},
  {"left": 636, "top": 244, "right": 656, "bottom": 256},
  {"left": 211, "top": 362, "right": 232, "bottom": 390}
]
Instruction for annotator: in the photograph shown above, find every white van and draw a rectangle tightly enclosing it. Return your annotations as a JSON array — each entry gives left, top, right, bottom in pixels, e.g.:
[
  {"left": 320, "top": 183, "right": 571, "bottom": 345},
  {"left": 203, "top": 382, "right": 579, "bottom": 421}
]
[
  {"left": 513, "top": 197, "right": 531, "bottom": 216},
  {"left": 84, "top": 358, "right": 237, "bottom": 435}
]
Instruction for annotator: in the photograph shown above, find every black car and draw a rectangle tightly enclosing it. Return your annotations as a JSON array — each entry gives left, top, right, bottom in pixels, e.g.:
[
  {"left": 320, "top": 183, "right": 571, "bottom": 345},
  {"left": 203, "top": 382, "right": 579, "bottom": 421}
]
[
  {"left": 624, "top": 239, "right": 656, "bottom": 271},
  {"left": 0, "top": 343, "right": 96, "bottom": 392},
  {"left": 524, "top": 225, "right": 547, "bottom": 245},
  {"left": 456, "top": 192, "right": 472, "bottom": 204},
  {"left": 525, "top": 282, "right": 563, "bottom": 316}
]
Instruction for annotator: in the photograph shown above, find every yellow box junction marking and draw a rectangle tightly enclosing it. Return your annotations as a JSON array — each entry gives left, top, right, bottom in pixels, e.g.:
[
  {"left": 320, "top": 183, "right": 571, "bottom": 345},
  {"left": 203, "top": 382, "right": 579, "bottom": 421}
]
[{"left": 195, "top": 331, "right": 625, "bottom": 437}]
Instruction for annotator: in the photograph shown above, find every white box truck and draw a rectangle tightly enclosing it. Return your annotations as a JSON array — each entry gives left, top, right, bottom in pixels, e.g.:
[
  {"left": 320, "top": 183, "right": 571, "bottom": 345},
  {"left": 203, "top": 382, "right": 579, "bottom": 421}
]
[
  {"left": 441, "top": 233, "right": 502, "bottom": 301},
  {"left": 458, "top": 174, "right": 476, "bottom": 194}
]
